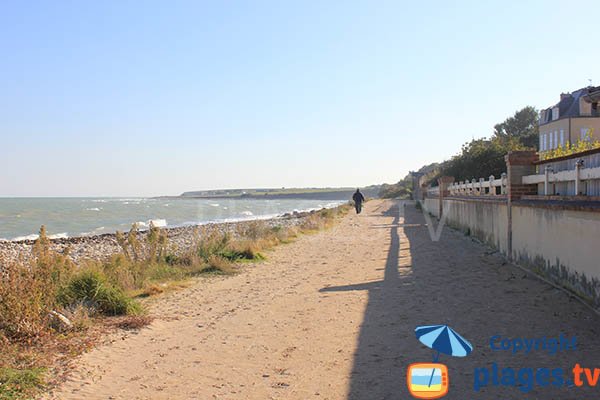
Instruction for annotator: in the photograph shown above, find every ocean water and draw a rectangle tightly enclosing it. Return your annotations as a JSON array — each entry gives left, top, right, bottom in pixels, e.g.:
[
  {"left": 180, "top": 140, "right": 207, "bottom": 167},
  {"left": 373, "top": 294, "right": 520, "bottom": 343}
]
[{"left": 0, "top": 197, "right": 347, "bottom": 241}]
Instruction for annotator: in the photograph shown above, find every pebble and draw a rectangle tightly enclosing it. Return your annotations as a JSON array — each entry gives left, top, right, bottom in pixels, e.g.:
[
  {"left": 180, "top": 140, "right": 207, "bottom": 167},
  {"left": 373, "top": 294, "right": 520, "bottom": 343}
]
[{"left": 0, "top": 214, "right": 311, "bottom": 269}]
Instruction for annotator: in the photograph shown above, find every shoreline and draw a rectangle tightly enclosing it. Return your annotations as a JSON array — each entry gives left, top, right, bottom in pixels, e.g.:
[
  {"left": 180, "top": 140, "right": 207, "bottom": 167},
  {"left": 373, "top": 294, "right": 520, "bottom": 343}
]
[
  {"left": 0, "top": 199, "right": 348, "bottom": 242},
  {"left": 0, "top": 209, "right": 318, "bottom": 267}
]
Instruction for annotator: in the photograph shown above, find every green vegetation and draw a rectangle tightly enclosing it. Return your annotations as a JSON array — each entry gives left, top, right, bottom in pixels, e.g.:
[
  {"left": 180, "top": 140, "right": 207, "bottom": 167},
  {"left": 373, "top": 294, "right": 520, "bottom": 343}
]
[
  {"left": 0, "top": 367, "right": 46, "bottom": 400},
  {"left": 492, "top": 106, "right": 539, "bottom": 149},
  {"left": 57, "top": 270, "right": 140, "bottom": 316},
  {"left": 379, "top": 163, "right": 439, "bottom": 199},
  {"left": 0, "top": 204, "right": 350, "bottom": 399},
  {"left": 180, "top": 186, "right": 381, "bottom": 199},
  {"left": 436, "top": 106, "right": 537, "bottom": 183},
  {"left": 540, "top": 128, "right": 600, "bottom": 160},
  {"left": 379, "top": 175, "right": 413, "bottom": 199},
  {"left": 381, "top": 106, "right": 539, "bottom": 193}
]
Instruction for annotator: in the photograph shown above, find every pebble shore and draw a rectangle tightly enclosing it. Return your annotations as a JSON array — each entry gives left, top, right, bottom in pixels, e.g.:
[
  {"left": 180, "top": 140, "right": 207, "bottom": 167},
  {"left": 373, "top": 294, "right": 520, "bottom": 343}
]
[{"left": 0, "top": 211, "right": 311, "bottom": 267}]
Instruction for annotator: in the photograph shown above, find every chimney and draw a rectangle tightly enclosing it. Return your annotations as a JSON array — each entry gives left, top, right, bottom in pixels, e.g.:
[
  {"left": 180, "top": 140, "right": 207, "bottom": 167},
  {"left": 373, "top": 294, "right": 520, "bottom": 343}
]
[{"left": 560, "top": 92, "right": 571, "bottom": 101}]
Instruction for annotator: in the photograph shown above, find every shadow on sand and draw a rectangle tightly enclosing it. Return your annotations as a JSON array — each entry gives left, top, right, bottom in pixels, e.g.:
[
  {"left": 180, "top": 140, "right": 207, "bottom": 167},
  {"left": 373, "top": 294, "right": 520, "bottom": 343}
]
[
  {"left": 320, "top": 201, "right": 600, "bottom": 399},
  {"left": 320, "top": 202, "right": 413, "bottom": 398}
]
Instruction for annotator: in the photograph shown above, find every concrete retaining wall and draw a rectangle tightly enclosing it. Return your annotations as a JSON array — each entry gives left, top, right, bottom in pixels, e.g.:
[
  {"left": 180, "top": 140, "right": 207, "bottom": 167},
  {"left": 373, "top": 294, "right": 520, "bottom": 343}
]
[
  {"left": 511, "top": 205, "right": 600, "bottom": 304},
  {"left": 421, "top": 196, "right": 600, "bottom": 307}
]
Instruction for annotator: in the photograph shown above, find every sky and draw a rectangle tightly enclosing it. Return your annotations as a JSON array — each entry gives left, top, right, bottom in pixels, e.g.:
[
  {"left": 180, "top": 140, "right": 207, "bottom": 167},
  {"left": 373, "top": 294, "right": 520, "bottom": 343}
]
[{"left": 1, "top": 0, "right": 599, "bottom": 197}]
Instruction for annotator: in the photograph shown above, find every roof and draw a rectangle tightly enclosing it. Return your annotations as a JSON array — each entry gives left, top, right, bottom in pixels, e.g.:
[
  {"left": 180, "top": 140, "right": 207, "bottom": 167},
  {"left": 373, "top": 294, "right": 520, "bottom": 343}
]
[{"left": 540, "top": 86, "right": 600, "bottom": 125}]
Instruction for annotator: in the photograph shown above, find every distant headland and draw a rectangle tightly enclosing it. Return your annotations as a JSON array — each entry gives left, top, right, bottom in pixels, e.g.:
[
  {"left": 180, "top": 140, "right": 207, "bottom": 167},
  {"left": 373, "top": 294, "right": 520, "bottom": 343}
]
[{"left": 158, "top": 186, "right": 381, "bottom": 200}]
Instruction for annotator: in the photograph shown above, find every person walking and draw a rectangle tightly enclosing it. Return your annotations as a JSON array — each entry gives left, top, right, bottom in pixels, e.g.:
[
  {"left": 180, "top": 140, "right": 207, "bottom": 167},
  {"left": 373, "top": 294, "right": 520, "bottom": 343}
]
[{"left": 352, "top": 188, "right": 365, "bottom": 214}]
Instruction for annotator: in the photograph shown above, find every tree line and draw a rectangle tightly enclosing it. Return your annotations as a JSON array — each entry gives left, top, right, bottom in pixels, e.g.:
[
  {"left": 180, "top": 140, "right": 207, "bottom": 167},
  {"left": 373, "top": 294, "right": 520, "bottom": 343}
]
[{"left": 379, "top": 106, "right": 538, "bottom": 198}]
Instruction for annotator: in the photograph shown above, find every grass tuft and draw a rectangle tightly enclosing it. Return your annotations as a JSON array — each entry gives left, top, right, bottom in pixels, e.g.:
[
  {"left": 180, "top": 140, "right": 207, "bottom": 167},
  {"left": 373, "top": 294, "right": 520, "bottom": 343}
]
[
  {"left": 0, "top": 203, "right": 351, "bottom": 398},
  {"left": 113, "top": 315, "right": 154, "bottom": 331},
  {"left": 0, "top": 367, "right": 46, "bottom": 399},
  {"left": 57, "top": 270, "right": 140, "bottom": 316}
]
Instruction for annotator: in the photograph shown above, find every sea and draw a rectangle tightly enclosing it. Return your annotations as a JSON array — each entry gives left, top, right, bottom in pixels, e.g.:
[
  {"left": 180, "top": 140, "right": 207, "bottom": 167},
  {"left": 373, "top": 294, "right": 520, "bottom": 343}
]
[{"left": 0, "top": 197, "right": 347, "bottom": 241}]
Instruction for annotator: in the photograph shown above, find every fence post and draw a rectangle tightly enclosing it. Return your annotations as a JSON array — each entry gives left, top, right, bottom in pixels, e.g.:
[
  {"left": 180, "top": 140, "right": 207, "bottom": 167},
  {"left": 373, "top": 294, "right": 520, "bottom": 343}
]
[
  {"left": 544, "top": 166, "right": 553, "bottom": 196},
  {"left": 575, "top": 159, "right": 585, "bottom": 195},
  {"left": 437, "top": 176, "right": 455, "bottom": 217},
  {"left": 505, "top": 151, "right": 539, "bottom": 261},
  {"left": 489, "top": 175, "right": 495, "bottom": 195},
  {"left": 410, "top": 171, "right": 425, "bottom": 201}
]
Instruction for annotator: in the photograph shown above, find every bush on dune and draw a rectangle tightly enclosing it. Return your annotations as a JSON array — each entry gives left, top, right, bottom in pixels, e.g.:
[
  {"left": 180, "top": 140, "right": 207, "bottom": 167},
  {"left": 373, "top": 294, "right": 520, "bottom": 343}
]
[
  {"left": 0, "top": 203, "right": 351, "bottom": 398},
  {"left": 0, "top": 226, "right": 142, "bottom": 342},
  {"left": 0, "top": 204, "right": 351, "bottom": 342},
  {"left": 57, "top": 270, "right": 140, "bottom": 316},
  {"left": 0, "top": 226, "right": 75, "bottom": 340}
]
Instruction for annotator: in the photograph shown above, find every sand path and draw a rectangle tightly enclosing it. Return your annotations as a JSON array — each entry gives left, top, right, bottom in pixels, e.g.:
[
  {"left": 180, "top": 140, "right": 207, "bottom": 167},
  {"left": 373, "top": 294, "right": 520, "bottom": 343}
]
[{"left": 46, "top": 200, "right": 600, "bottom": 399}]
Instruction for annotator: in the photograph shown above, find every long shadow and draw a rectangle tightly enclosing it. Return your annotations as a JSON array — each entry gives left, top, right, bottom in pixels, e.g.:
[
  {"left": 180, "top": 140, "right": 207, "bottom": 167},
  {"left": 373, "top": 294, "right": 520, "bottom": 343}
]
[
  {"left": 321, "top": 201, "right": 411, "bottom": 398},
  {"left": 320, "top": 201, "right": 600, "bottom": 399}
]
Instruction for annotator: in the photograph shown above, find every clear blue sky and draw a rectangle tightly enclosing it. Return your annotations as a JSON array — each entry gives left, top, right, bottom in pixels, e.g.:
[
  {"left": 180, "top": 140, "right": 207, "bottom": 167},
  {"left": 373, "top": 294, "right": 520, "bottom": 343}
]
[{"left": 1, "top": 0, "right": 598, "bottom": 196}]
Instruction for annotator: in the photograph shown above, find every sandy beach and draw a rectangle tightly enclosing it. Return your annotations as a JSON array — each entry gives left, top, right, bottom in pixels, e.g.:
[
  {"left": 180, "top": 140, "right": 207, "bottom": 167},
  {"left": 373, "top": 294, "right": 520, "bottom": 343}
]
[{"left": 44, "top": 200, "right": 600, "bottom": 399}]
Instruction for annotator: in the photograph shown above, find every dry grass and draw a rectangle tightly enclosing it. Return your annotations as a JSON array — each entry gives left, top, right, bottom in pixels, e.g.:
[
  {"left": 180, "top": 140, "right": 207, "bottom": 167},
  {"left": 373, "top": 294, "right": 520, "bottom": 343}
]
[
  {"left": 0, "top": 203, "right": 351, "bottom": 398},
  {"left": 112, "top": 315, "right": 154, "bottom": 331},
  {"left": 141, "top": 284, "right": 165, "bottom": 297},
  {"left": 0, "top": 320, "right": 100, "bottom": 400},
  {"left": 205, "top": 254, "right": 235, "bottom": 273}
]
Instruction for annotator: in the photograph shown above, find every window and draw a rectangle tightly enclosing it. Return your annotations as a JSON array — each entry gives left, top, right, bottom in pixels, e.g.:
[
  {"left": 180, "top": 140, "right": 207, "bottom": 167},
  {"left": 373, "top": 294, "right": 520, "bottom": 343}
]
[
  {"left": 541, "top": 133, "right": 546, "bottom": 151},
  {"left": 541, "top": 134, "right": 545, "bottom": 151},
  {"left": 549, "top": 131, "right": 553, "bottom": 149},
  {"left": 581, "top": 128, "right": 591, "bottom": 142},
  {"left": 554, "top": 131, "right": 558, "bottom": 149},
  {"left": 543, "top": 133, "right": 547, "bottom": 151},
  {"left": 560, "top": 129, "right": 565, "bottom": 147}
]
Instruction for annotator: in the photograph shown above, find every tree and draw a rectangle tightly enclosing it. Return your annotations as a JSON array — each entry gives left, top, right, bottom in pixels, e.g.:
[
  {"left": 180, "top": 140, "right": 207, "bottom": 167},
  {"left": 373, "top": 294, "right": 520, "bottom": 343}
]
[
  {"left": 430, "top": 106, "right": 537, "bottom": 183},
  {"left": 379, "top": 163, "right": 440, "bottom": 198},
  {"left": 438, "top": 138, "right": 511, "bottom": 182},
  {"left": 493, "top": 106, "right": 538, "bottom": 149},
  {"left": 379, "top": 175, "right": 412, "bottom": 199}
]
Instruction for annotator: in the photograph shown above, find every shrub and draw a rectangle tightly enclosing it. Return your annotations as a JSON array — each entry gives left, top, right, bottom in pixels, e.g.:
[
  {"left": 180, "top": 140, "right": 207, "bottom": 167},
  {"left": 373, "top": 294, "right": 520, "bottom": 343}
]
[
  {"left": 237, "top": 221, "right": 268, "bottom": 240},
  {"left": 99, "top": 254, "right": 139, "bottom": 290},
  {"left": 300, "top": 214, "right": 326, "bottom": 231},
  {"left": 0, "top": 367, "right": 46, "bottom": 399},
  {"left": 220, "top": 240, "right": 265, "bottom": 261},
  {"left": 57, "top": 270, "right": 140, "bottom": 316},
  {"left": 205, "top": 254, "right": 235, "bottom": 274},
  {"left": 196, "top": 229, "right": 231, "bottom": 261},
  {"left": 0, "top": 260, "right": 49, "bottom": 339},
  {"left": 0, "top": 226, "right": 75, "bottom": 340}
]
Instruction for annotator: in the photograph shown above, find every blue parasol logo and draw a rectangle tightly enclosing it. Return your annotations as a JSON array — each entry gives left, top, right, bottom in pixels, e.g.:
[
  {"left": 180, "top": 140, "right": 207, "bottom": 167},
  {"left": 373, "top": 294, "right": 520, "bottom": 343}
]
[
  {"left": 407, "top": 325, "right": 473, "bottom": 398},
  {"left": 415, "top": 325, "right": 473, "bottom": 361}
]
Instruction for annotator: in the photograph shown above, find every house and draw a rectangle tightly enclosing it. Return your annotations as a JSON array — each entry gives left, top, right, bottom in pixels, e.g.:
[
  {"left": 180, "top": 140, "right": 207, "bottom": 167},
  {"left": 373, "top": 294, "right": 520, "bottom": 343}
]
[{"left": 538, "top": 85, "right": 600, "bottom": 152}]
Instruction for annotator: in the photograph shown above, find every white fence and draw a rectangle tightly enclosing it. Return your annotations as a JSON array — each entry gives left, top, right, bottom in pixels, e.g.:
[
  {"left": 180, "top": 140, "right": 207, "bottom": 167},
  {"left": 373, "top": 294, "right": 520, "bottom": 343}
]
[
  {"left": 426, "top": 187, "right": 440, "bottom": 197},
  {"left": 522, "top": 163, "right": 600, "bottom": 196},
  {"left": 425, "top": 153, "right": 600, "bottom": 198},
  {"left": 447, "top": 174, "right": 508, "bottom": 196}
]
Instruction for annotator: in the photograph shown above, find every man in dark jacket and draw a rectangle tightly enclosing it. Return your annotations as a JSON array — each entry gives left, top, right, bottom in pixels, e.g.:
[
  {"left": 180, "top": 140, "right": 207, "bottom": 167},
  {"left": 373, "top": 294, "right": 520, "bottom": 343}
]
[{"left": 352, "top": 188, "right": 365, "bottom": 214}]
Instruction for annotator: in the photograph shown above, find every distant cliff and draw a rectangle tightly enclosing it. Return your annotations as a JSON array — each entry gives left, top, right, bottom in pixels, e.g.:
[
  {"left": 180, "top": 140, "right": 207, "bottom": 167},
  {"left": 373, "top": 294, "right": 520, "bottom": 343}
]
[{"left": 180, "top": 187, "right": 380, "bottom": 200}]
